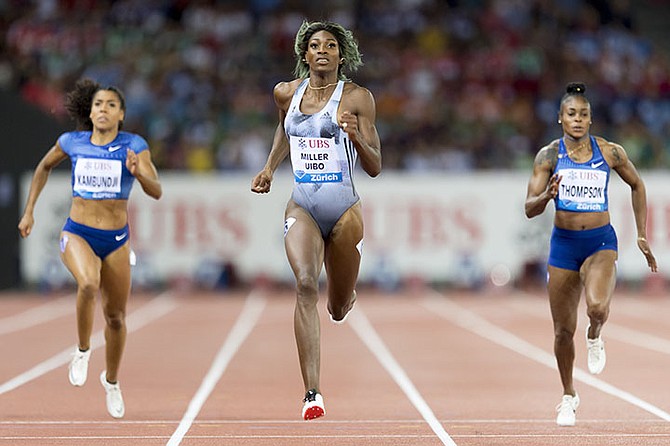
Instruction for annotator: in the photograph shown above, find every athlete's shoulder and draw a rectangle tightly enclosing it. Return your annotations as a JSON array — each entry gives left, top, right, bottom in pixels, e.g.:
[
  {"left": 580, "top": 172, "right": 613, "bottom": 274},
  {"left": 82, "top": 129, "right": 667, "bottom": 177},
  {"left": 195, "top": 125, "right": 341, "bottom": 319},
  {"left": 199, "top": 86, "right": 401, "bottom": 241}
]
[
  {"left": 592, "top": 135, "right": 617, "bottom": 151},
  {"left": 57, "top": 131, "right": 91, "bottom": 153},
  {"left": 539, "top": 139, "right": 560, "bottom": 156},
  {"left": 343, "top": 81, "right": 372, "bottom": 98},
  {"left": 592, "top": 135, "right": 627, "bottom": 167},
  {"left": 118, "top": 131, "right": 149, "bottom": 152},
  {"left": 274, "top": 79, "right": 302, "bottom": 99},
  {"left": 534, "top": 139, "right": 560, "bottom": 169}
]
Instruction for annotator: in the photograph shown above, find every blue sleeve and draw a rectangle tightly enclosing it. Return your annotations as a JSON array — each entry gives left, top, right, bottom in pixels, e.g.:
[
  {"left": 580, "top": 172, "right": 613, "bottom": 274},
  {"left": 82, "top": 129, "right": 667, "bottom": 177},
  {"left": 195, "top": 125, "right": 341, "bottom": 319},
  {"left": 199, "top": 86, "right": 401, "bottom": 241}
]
[
  {"left": 57, "top": 132, "right": 73, "bottom": 155},
  {"left": 129, "top": 134, "right": 149, "bottom": 154}
]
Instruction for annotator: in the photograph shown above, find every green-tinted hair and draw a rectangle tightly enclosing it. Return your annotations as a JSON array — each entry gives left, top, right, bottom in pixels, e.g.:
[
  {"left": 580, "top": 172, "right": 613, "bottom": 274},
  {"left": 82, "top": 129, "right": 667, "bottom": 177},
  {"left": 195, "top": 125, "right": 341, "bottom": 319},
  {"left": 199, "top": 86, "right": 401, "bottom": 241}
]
[{"left": 293, "top": 20, "right": 363, "bottom": 81}]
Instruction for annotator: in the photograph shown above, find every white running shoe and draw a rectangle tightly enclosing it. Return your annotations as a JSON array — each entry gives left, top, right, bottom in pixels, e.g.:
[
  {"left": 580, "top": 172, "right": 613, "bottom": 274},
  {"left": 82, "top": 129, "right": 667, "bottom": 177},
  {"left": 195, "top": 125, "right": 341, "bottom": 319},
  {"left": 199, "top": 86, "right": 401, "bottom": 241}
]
[
  {"left": 586, "top": 325, "right": 606, "bottom": 374},
  {"left": 556, "top": 393, "right": 580, "bottom": 426},
  {"left": 68, "top": 348, "right": 91, "bottom": 386},
  {"left": 301, "top": 389, "right": 325, "bottom": 420},
  {"left": 100, "top": 371, "right": 125, "bottom": 419}
]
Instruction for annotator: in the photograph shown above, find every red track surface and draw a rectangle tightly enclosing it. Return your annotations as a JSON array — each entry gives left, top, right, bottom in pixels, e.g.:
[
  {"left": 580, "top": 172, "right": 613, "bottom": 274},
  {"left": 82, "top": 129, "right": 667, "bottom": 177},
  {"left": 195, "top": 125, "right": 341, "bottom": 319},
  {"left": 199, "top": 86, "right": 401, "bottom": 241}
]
[{"left": 1, "top": 287, "right": 669, "bottom": 445}]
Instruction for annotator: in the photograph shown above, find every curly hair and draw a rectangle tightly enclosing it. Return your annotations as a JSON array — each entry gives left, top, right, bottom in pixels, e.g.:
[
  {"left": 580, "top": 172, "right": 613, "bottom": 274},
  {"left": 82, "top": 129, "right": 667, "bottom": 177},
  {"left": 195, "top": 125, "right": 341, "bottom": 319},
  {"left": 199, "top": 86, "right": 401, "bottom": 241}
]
[
  {"left": 65, "top": 78, "right": 126, "bottom": 131},
  {"left": 292, "top": 20, "right": 363, "bottom": 81}
]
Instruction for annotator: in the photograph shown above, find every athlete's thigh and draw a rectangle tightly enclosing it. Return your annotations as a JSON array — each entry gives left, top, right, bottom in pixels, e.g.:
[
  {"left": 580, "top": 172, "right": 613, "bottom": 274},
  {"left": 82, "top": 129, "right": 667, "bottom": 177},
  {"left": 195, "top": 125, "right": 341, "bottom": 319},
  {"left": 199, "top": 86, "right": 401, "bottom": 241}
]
[
  {"left": 60, "top": 231, "right": 102, "bottom": 285},
  {"left": 581, "top": 249, "right": 617, "bottom": 308},
  {"left": 284, "top": 201, "right": 325, "bottom": 280},
  {"left": 324, "top": 204, "right": 363, "bottom": 294},
  {"left": 547, "top": 265, "right": 582, "bottom": 329},
  {"left": 100, "top": 243, "right": 131, "bottom": 312}
]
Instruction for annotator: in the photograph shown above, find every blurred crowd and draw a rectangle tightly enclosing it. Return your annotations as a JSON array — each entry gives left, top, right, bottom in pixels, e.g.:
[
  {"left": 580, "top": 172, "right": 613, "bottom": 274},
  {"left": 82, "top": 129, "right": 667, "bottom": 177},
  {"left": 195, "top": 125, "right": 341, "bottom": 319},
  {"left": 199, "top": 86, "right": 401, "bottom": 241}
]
[{"left": 2, "top": 0, "right": 669, "bottom": 172}]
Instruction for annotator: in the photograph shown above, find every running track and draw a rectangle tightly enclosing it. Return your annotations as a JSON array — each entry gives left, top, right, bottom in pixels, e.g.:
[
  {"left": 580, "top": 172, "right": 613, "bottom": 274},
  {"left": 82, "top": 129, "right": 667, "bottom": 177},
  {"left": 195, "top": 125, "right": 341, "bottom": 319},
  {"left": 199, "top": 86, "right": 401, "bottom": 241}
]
[{"left": 1, "top": 286, "right": 669, "bottom": 445}]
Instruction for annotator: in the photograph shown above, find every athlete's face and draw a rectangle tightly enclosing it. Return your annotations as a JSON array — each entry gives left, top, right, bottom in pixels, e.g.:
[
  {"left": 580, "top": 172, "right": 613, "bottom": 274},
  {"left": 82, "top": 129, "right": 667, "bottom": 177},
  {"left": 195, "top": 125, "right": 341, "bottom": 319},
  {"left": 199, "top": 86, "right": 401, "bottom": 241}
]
[
  {"left": 559, "top": 96, "right": 591, "bottom": 140},
  {"left": 90, "top": 90, "right": 125, "bottom": 132},
  {"left": 304, "top": 30, "right": 341, "bottom": 75}
]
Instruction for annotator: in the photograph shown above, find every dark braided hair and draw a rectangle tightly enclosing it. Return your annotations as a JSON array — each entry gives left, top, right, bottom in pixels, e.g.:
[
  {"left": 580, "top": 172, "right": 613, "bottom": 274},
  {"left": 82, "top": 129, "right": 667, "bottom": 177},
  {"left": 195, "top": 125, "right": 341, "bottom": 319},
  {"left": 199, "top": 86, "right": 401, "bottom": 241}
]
[{"left": 65, "top": 78, "right": 126, "bottom": 131}]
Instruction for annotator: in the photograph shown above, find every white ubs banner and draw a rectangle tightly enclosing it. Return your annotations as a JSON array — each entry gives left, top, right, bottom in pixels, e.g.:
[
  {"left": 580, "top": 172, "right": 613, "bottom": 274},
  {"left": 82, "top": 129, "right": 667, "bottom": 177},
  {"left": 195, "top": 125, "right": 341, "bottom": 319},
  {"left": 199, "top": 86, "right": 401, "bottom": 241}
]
[{"left": 20, "top": 171, "right": 669, "bottom": 286}]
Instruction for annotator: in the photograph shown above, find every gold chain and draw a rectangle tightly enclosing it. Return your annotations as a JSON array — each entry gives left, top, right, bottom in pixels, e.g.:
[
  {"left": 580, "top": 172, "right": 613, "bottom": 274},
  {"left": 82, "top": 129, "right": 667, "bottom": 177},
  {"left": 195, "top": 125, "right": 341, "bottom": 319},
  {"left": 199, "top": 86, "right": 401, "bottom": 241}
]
[
  {"left": 566, "top": 140, "right": 590, "bottom": 158},
  {"left": 308, "top": 81, "right": 338, "bottom": 90}
]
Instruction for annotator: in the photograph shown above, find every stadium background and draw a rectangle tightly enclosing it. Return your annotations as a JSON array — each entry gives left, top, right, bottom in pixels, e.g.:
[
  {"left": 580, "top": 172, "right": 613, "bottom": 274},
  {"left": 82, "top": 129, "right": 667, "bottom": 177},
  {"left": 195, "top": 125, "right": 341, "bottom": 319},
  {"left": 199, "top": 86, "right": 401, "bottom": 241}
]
[{"left": 1, "top": 0, "right": 669, "bottom": 291}]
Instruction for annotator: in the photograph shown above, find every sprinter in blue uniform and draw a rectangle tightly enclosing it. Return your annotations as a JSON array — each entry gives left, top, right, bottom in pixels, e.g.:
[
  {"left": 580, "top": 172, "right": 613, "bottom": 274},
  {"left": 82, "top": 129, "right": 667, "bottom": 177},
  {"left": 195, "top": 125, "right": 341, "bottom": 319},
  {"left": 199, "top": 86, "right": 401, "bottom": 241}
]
[
  {"left": 525, "top": 82, "right": 657, "bottom": 427},
  {"left": 251, "top": 20, "right": 381, "bottom": 420},
  {"left": 19, "top": 78, "right": 162, "bottom": 418}
]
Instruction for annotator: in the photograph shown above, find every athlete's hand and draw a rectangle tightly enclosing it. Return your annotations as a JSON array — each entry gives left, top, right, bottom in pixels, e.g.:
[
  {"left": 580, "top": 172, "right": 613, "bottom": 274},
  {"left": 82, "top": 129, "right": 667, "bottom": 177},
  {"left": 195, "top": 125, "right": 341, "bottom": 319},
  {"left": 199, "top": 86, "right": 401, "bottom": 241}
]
[
  {"left": 18, "top": 213, "right": 34, "bottom": 238},
  {"left": 339, "top": 111, "right": 358, "bottom": 139},
  {"left": 251, "top": 169, "right": 273, "bottom": 194},
  {"left": 545, "top": 173, "right": 562, "bottom": 199},
  {"left": 637, "top": 237, "right": 658, "bottom": 272},
  {"left": 126, "top": 149, "right": 139, "bottom": 176}
]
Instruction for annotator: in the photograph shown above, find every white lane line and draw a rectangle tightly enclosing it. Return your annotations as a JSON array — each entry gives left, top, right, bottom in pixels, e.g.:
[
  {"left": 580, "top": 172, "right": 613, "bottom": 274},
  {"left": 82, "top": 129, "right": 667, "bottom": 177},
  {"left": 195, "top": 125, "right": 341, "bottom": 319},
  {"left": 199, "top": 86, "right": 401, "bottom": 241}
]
[
  {"left": 5, "top": 433, "right": 670, "bottom": 441},
  {"left": 605, "top": 324, "right": 670, "bottom": 355},
  {"left": 349, "top": 308, "right": 458, "bottom": 446},
  {"left": 165, "top": 290, "right": 266, "bottom": 446},
  {"left": 0, "top": 293, "right": 177, "bottom": 395},
  {"left": 0, "top": 417, "right": 664, "bottom": 425},
  {"left": 3, "top": 435, "right": 441, "bottom": 440},
  {"left": 422, "top": 293, "right": 670, "bottom": 422},
  {"left": 509, "top": 297, "right": 670, "bottom": 355},
  {"left": 0, "top": 296, "right": 74, "bottom": 336}
]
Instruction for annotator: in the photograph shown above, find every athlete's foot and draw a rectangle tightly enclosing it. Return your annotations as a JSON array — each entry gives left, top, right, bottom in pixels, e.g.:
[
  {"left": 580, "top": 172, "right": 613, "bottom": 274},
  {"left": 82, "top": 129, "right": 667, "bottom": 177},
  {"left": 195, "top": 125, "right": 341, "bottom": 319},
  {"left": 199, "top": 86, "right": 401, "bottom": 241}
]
[
  {"left": 586, "top": 324, "right": 606, "bottom": 374},
  {"left": 302, "top": 389, "right": 325, "bottom": 420},
  {"left": 328, "top": 291, "right": 357, "bottom": 324},
  {"left": 68, "top": 347, "right": 91, "bottom": 386}
]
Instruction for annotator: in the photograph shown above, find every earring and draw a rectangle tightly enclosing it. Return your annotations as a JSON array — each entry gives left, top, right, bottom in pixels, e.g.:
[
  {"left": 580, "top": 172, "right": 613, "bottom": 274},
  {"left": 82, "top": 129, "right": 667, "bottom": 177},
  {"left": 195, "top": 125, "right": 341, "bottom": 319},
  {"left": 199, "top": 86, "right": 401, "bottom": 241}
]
[
  {"left": 340, "top": 58, "right": 344, "bottom": 63},
  {"left": 558, "top": 120, "right": 562, "bottom": 124}
]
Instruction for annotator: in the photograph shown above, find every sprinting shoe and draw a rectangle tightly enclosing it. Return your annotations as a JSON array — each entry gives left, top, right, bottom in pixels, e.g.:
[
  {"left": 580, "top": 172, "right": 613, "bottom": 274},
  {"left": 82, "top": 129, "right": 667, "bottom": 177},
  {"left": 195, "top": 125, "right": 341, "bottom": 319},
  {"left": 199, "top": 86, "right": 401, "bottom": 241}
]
[
  {"left": 556, "top": 393, "right": 580, "bottom": 426},
  {"left": 100, "top": 371, "right": 125, "bottom": 419},
  {"left": 68, "top": 348, "right": 91, "bottom": 386},
  {"left": 301, "top": 389, "right": 325, "bottom": 420},
  {"left": 328, "top": 291, "right": 357, "bottom": 325},
  {"left": 586, "top": 325, "right": 606, "bottom": 374}
]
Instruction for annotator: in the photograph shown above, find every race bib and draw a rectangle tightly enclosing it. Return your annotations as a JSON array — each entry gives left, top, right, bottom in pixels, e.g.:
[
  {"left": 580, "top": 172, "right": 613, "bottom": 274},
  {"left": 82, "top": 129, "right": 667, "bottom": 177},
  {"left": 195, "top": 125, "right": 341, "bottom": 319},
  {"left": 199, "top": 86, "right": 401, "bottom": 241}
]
[
  {"left": 557, "top": 168, "right": 608, "bottom": 211},
  {"left": 73, "top": 158, "right": 122, "bottom": 195},
  {"left": 290, "top": 136, "right": 343, "bottom": 183}
]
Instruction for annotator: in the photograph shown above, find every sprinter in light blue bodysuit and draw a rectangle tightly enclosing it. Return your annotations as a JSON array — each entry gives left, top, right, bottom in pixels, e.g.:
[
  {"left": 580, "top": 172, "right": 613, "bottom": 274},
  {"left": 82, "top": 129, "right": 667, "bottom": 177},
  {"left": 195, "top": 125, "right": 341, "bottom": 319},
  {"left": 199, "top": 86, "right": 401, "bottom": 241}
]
[
  {"left": 525, "top": 82, "right": 657, "bottom": 427},
  {"left": 19, "top": 79, "right": 162, "bottom": 419},
  {"left": 251, "top": 20, "right": 381, "bottom": 421}
]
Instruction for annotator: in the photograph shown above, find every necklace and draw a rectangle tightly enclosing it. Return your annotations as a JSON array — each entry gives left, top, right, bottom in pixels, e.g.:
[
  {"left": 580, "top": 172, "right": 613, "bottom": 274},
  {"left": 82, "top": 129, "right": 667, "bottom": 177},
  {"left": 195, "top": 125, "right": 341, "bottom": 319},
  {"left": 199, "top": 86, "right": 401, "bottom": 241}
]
[
  {"left": 308, "top": 81, "right": 338, "bottom": 90},
  {"left": 566, "top": 140, "right": 590, "bottom": 158}
]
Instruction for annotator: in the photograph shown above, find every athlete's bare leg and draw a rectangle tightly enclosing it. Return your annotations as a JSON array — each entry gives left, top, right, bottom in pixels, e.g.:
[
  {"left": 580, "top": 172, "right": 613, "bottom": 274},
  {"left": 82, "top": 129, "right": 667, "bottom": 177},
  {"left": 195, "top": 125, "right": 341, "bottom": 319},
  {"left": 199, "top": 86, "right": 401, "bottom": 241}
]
[
  {"left": 99, "top": 243, "right": 131, "bottom": 383},
  {"left": 547, "top": 265, "right": 582, "bottom": 396},
  {"left": 581, "top": 250, "right": 617, "bottom": 339},
  {"left": 284, "top": 201, "right": 325, "bottom": 392},
  {"left": 325, "top": 203, "right": 363, "bottom": 321},
  {"left": 60, "top": 232, "right": 101, "bottom": 352}
]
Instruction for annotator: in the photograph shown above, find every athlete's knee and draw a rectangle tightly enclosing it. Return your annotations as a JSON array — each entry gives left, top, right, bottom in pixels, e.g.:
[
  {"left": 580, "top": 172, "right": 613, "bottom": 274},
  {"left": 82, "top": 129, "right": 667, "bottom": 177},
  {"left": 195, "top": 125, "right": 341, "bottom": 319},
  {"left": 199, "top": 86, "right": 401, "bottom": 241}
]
[
  {"left": 295, "top": 274, "right": 319, "bottom": 304},
  {"left": 77, "top": 279, "right": 100, "bottom": 299},
  {"left": 586, "top": 301, "right": 609, "bottom": 324},
  {"left": 104, "top": 310, "right": 126, "bottom": 331},
  {"left": 554, "top": 325, "right": 575, "bottom": 344}
]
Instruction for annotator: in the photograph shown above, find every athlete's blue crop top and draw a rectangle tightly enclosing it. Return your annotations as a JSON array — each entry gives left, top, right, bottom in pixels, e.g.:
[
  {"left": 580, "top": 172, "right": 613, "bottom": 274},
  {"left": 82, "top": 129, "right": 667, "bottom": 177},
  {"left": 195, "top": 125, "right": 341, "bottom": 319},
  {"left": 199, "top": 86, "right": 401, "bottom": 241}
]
[
  {"left": 553, "top": 136, "right": 610, "bottom": 212},
  {"left": 58, "top": 131, "right": 148, "bottom": 200}
]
